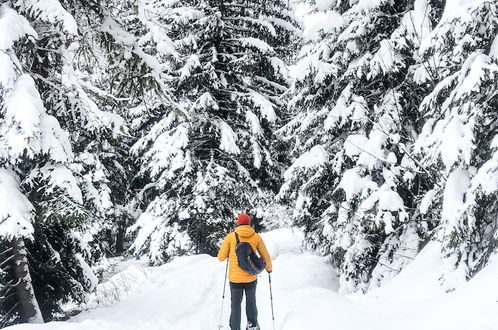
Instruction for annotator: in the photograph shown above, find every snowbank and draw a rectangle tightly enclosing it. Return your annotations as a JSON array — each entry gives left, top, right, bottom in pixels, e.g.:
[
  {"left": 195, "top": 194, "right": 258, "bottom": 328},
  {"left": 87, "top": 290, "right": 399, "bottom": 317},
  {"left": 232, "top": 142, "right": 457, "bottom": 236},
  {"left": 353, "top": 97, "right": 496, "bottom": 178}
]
[{"left": 355, "top": 242, "right": 498, "bottom": 330}]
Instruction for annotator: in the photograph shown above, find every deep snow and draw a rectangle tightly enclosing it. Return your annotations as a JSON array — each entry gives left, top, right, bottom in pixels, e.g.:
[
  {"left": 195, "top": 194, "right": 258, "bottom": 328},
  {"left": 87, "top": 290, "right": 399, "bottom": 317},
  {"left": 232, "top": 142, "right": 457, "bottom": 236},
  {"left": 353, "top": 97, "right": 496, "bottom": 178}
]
[{"left": 7, "top": 228, "right": 498, "bottom": 330}]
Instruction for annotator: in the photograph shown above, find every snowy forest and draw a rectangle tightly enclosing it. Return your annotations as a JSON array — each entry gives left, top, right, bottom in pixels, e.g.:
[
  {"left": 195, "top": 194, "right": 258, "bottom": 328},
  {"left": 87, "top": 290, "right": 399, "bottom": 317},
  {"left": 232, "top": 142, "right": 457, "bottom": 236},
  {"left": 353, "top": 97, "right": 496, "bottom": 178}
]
[{"left": 1, "top": 0, "right": 498, "bottom": 328}]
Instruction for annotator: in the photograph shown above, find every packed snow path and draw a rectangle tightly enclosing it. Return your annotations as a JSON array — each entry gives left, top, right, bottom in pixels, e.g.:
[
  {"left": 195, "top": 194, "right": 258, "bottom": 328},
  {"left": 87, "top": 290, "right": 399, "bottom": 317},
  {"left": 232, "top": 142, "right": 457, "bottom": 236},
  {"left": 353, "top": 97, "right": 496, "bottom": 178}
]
[{"left": 9, "top": 229, "right": 498, "bottom": 330}]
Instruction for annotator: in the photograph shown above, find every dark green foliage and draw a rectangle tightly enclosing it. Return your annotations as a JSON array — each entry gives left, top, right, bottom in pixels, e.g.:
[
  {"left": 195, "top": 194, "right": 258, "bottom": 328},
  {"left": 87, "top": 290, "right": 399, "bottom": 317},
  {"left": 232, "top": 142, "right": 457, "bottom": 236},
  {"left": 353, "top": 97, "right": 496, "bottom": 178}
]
[{"left": 128, "top": 0, "right": 300, "bottom": 263}]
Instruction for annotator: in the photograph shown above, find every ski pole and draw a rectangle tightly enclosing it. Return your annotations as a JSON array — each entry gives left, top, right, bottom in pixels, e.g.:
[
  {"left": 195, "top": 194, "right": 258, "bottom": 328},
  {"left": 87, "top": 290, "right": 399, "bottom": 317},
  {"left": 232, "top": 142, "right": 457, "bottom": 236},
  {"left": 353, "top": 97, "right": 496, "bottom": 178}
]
[
  {"left": 218, "top": 261, "right": 229, "bottom": 329},
  {"left": 269, "top": 272, "right": 276, "bottom": 330}
]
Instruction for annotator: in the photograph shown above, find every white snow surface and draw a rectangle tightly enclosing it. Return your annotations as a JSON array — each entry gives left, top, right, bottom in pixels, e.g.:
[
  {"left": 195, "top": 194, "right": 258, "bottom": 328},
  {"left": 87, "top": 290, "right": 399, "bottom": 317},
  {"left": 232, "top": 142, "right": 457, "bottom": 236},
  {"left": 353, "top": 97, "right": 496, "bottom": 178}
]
[
  {"left": 440, "top": 0, "right": 475, "bottom": 22},
  {"left": 1, "top": 74, "right": 73, "bottom": 163},
  {"left": 238, "top": 37, "right": 274, "bottom": 53},
  {"left": 8, "top": 229, "right": 498, "bottom": 330},
  {"left": 355, "top": 0, "right": 384, "bottom": 12},
  {"left": 0, "top": 169, "right": 34, "bottom": 239},
  {"left": 283, "top": 145, "right": 328, "bottom": 181},
  {"left": 218, "top": 121, "right": 241, "bottom": 155},
  {"left": 442, "top": 168, "right": 470, "bottom": 230},
  {"left": 491, "top": 33, "right": 498, "bottom": 60},
  {"left": 0, "top": 52, "right": 17, "bottom": 90},
  {"left": 16, "top": 0, "right": 78, "bottom": 34},
  {"left": 0, "top": 4, "right": 37, "bottom": 51},
  {"left": 302, "top": 10, "right": 344, "bottom": 41},
  {"left": 249, "top": 91, "right": 277, "bottom": 122},
  {"left": 339, "top": 169, "right": 377, "bottom": 200},
  {"left": 315, "top": 0, "right": 336, "bottom": 11},
  {"left": 378, "top": 189, "right": 404, "bottom": 212},
  {"left": 420, "top": 189, "right": 437, "bottom": 215}
]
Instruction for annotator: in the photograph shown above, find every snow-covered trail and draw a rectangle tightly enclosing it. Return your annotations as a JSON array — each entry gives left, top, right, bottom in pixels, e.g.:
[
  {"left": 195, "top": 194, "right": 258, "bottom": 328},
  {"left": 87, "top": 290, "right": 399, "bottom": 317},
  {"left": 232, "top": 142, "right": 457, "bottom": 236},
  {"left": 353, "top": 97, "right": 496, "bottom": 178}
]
[
  {"left": 8, "top": 229, "right": 376, "bottom": 330},
  {"left": 8, "top": 229, "right": 498, "bottom": 330}
]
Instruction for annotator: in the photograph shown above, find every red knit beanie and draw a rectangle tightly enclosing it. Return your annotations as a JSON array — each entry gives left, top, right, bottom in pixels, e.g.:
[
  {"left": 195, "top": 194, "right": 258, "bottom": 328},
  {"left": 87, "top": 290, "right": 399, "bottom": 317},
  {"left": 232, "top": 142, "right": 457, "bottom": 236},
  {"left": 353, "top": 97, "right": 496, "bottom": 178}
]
[{"left": 237, "top": 213, "right": 251, "bottom": 225}]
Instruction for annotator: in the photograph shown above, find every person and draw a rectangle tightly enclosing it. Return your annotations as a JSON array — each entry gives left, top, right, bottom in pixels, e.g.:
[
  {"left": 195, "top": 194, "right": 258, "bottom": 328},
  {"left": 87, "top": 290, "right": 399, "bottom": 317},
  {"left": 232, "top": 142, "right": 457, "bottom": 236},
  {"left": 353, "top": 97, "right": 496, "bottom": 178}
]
[{"left": 217, "top": 213, "right": 272, "bottom": 330}]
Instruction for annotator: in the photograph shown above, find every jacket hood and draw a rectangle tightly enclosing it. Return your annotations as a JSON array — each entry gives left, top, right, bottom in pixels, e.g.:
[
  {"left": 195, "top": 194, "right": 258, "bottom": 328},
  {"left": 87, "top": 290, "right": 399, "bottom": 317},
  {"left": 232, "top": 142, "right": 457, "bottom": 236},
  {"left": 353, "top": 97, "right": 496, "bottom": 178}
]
[{"left": 235, "top": 225, "right": 255, "bottom": 239}]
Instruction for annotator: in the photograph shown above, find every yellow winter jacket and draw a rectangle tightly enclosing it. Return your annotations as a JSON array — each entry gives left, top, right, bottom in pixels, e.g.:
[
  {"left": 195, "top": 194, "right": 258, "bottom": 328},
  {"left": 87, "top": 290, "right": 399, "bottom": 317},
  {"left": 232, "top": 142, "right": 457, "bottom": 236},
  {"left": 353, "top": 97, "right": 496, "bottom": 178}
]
[{"left": 217, "top": 225, "right": 272, "bottom": 283}]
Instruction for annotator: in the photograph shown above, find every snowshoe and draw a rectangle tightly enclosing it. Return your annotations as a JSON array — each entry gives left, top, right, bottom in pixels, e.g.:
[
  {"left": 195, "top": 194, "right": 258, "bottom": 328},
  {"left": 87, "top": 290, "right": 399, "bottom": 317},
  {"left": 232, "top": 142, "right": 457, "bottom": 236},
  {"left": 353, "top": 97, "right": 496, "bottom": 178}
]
[{"left": 246, "top": 325, "right": 260, "bottom": 330}]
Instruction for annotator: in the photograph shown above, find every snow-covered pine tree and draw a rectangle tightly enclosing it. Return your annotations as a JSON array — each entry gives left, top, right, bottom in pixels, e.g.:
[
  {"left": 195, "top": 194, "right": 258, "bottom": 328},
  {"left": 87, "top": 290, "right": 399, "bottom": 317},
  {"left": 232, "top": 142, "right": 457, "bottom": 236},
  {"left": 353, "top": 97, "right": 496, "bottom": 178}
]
[
  {"left": 80, "top": 0, "right": 188, "bottom": 259},
  {"left": 67, "top": 0, "right": 168, "bottom": 256},
  {"left": 0, "top": 3, "right": 81, "bottom": 324},
  {"left": 413, "top": 0, "right": 498, "bottom": 287},
  {"left": 279, "top": 0, "right": 445, "bottom": 292},
  {"left": 0, "top": 0, "right": 139, "bottom": 324},
  {"left": 128, "top": 0, "right": 300, "bottom": 264}
]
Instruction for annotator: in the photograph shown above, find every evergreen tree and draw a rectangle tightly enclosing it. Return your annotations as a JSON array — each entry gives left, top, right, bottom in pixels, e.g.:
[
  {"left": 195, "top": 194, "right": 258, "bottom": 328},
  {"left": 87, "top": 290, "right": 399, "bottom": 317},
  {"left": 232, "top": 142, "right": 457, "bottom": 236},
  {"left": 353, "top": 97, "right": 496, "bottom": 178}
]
[
  {"left": 72, "top": 0, "right": 163, "bottom": 256},
  {"left": 129, "top": 0, "right": 300, "bottom": 264},
  {"left": 279, "top": 0, "right": 445, "bottom": 292},
  {"left": 0, "top": 0, "right": 135, "bottom": 324},
  {"left": 413, "top": 0, "right": 498, "bottom": 286},
  {"left": 0, "top": 3, "right": 83, "bottom": 323}
]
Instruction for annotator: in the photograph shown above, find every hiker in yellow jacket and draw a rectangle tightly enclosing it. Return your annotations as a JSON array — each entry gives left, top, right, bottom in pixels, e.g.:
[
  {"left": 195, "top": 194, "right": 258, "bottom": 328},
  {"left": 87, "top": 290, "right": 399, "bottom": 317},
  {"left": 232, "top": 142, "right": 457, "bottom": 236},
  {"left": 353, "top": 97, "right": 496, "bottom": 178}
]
[{"left": 217, "top": 214, "right": 272, "bottom": 330}]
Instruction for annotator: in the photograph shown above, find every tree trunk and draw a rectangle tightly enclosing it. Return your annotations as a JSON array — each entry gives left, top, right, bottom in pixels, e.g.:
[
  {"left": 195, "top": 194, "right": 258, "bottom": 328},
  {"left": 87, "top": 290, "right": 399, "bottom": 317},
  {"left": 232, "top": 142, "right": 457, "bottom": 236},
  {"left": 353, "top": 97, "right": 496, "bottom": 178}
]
[
  {"left": 115, "top": 223, "right": 126, "bottom": 255},
  {"left": 10, "top": 237, "right": 44, "bottom": 324}
]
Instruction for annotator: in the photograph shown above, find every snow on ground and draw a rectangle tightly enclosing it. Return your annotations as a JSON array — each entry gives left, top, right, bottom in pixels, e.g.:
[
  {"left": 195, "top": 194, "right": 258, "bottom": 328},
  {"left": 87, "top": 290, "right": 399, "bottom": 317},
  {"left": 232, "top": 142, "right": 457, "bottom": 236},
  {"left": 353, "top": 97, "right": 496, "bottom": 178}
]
[
  {"left": 355, "top": 242, "right": 498, "bottom": 330},
  {"left": 8, "top": 228, "right": 498, "bottom": 330}
]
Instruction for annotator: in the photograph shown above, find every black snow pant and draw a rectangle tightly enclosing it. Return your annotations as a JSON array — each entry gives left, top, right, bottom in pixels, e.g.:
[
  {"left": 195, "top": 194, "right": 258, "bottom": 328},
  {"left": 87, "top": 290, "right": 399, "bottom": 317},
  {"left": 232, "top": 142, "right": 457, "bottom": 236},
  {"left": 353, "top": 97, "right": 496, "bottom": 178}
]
[{"left": 229, "top": 280, "right": 258, "bottom": 330}]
